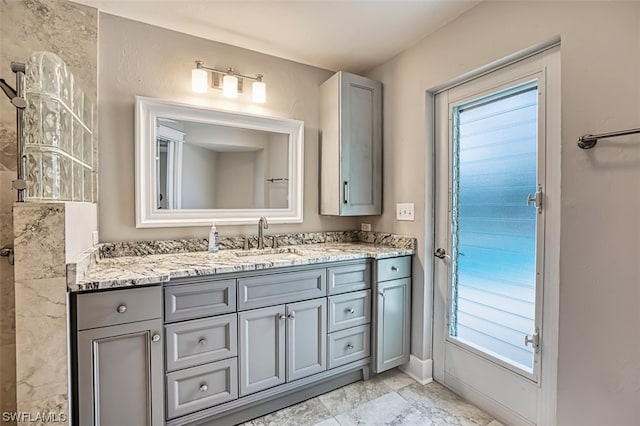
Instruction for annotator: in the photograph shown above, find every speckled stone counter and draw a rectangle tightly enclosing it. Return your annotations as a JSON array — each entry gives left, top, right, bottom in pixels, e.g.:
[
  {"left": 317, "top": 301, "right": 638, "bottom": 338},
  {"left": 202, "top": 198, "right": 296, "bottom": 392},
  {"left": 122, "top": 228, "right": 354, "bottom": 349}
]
[{"left": 68, "top": 232, "right": 417, "bottom": 292}]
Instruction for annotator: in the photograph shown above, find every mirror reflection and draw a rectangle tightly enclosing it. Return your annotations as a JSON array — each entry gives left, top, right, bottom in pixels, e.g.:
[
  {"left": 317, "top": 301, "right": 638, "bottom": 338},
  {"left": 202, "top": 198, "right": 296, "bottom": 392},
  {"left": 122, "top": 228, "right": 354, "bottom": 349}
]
[{"left": 156, "top": 118, "right": 289, "bottom": 210}]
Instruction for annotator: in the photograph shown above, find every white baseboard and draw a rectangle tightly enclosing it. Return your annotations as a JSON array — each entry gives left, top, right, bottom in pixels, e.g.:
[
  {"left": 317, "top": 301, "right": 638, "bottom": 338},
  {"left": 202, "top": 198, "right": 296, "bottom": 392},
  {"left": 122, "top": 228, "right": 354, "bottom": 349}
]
[{"left": 399, "top": 355, "right": 433, "bottom": 385}]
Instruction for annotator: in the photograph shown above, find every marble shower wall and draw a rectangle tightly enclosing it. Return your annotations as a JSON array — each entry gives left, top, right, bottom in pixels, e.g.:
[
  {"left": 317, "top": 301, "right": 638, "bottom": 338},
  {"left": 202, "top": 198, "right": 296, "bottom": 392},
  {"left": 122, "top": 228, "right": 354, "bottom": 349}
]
[
  {"left": 13, "top": 204, "right": 68, "bottom": 419},
  {"left": 0, "top": 171, "right": 16, "bottom": 417},
  {"left": 0, "top": 0, "right": 97, "bottom": 421}
]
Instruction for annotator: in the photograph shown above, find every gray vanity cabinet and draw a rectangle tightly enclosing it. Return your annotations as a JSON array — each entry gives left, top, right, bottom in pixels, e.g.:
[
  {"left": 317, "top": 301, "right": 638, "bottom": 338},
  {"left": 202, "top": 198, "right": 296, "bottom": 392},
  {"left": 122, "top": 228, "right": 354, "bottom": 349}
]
[
  {"left": 286, "top": 298, "right": 327, "bottom": 381},
  {"left": 239, "top": 305, "right": 286, "bottom": 396},
  {"left": 320, "top": 71, "right": 382, "bottom": 216},
  {"left": 373, "top": 257, "right": 412, "bottom": 373},
  {"left": 239, "top": 299, "right": 327, "bottom": 396},
  {"left": 75, "top": 286, "right": 164, "bottom": 426}
]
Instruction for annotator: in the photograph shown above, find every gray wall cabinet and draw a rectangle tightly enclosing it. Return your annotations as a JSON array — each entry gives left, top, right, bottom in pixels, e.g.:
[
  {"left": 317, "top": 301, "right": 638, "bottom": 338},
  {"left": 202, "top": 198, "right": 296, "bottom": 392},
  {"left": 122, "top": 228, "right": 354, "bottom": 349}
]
[
  {"left": 320, "top": 71, "right": 382, "bottom": 216},
  {"left": 75, "top": 286, "right": 164, "bottom": 426},
  {"left": 373, "top": 257, "right": 412, "bottom": 373}
]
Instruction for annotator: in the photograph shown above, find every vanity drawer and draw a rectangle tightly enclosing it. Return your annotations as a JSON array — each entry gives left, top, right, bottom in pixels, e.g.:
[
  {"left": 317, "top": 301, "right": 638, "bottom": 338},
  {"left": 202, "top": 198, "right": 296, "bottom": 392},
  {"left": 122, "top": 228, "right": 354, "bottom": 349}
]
[
  {"left": 165, "top": 314, "right": 237, "bottom": 372},
  {"left": 327, "top": 261, "right": 371, "bottom": 295},
  {"left": 328, "top": 290, "right": 371, "bottom": 333},
  {"left": 376, "top": 256, "right": 411, "bottom": 282},
  {"left": 327, "top": 324, "right": 370, "bottom": 369},
  {"left": 76, "top": 286, "right": 161, "bottom": 330},
  {"left": 237, "top": 268, "right": 326, "bottom": 310},
  {"left": 164, "top": 279, "right": 236, "bottom": 323},
  {"left": 166, "top": 358, "right": 238, "bottom": 419}
]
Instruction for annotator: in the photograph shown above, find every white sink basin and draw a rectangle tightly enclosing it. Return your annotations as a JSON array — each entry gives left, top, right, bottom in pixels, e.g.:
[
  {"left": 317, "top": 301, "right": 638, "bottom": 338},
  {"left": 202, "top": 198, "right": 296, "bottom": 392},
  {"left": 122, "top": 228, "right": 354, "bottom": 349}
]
[{"left": 234, "top": 247, "right": 304, "bottom": 260}]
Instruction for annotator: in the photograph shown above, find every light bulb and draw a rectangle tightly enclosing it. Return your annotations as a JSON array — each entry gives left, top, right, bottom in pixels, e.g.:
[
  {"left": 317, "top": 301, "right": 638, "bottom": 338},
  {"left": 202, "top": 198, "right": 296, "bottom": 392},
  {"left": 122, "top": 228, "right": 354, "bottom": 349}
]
[
  {"left": 223, "top": 74, "right": 238, "bottom": 98},
  {"left": 192, "top": 68, "right": 208, "bottom": 93},
  {"left": 252, "top": 80, "right": 266, "bottom": 103}
]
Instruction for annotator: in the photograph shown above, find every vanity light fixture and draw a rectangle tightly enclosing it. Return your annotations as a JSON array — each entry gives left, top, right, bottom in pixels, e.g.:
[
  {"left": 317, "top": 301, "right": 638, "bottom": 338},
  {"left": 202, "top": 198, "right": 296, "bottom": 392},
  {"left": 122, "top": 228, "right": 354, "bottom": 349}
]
[
  {"left": 192, "top": 61, "right": 266, "bottom": 103},
  {"left": 252, "top": 75, "right": 266, "bottom": 103}
]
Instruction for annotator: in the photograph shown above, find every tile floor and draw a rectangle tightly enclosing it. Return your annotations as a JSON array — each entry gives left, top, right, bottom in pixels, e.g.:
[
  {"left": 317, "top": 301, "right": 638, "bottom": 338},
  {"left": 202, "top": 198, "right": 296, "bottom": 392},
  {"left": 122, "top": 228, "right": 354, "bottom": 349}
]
[{"left": 241, "top": 369, "right": 503, "bottom": 426}]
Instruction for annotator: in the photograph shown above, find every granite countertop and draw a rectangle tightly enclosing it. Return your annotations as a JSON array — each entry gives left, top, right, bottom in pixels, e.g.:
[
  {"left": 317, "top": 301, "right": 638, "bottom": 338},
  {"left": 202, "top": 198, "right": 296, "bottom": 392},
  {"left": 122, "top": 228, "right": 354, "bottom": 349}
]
[{"left": 70, "top": 242, "right": 415, "bottom": 292}]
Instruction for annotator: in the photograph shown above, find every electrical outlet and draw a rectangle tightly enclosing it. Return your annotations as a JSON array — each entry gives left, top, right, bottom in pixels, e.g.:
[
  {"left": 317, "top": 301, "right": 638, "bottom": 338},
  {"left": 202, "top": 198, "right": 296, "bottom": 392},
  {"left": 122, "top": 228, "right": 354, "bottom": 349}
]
[
  {"left": 361, "top": 223, "right": 372, "bottom": 232},
  {"left": 92, "top": 230, "right": 99, "bottom": 246},
  {"left": 396, "top": 203, "right": 415, "bottom": 221}
]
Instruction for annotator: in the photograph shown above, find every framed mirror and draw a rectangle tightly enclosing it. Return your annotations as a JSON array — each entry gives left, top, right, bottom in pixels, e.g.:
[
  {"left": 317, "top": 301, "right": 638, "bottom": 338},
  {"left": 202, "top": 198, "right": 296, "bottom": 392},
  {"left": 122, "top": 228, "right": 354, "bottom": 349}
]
[{"left": 135, "top": 97, "right": 304, "bottom": 227}]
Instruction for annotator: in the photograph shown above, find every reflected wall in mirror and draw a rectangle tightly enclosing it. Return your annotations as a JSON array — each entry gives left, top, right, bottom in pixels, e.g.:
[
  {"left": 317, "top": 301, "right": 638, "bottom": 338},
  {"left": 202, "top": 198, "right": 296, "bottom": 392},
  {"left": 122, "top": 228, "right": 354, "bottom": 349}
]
[
  {"left": 156, "top": 119, "right": 289, "bottom": 210},
  {"left": 136, "top": 97, "right": 304, "bottom": 227}
]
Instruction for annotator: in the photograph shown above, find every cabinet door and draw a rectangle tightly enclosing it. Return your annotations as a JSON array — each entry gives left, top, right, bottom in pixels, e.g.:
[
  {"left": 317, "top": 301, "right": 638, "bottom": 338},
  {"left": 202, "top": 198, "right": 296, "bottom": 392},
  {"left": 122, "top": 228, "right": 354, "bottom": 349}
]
[
  {"left": 340, "top": 72, "right": 382, "bottom": 216},
  {"left": 374, "top": 278, "right": 411, "bottom": 373},
  {"left": 286, "top": 299, "right": 327, "bottom": 381},
  {"left": 239, "top": 305, "right": 286, "bottom": 396},
  {"left": 77, "top": 319, "right": 163, "bottom": 426}
]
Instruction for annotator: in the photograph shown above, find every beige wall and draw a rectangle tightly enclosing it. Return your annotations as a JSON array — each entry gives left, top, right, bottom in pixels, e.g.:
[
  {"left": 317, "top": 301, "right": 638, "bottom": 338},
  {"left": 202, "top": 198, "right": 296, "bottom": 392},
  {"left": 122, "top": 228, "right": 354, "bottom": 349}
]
[
  {"left": 366, "top": 1, "right": 640, "bottom": 424},
  {"left": 98, "top": 14, "right": 358, "bottom": 241},
  {"left": 181, "top": 143, "right": 217, "bottom": 209}
]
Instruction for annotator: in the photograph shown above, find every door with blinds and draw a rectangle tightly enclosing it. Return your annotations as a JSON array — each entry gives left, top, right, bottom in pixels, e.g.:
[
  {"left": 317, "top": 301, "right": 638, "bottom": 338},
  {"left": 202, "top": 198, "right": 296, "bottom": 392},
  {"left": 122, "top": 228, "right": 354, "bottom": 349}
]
[{"left": 433, "top": 47, "right": 559, "bottom": 425}]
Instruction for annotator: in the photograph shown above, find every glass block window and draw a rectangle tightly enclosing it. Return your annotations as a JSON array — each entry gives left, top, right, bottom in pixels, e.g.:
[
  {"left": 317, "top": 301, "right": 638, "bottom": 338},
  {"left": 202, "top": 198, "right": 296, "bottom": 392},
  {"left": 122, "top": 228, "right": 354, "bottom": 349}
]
[{"left": 24, "top": 51, "right": 94, "bottom": 202}]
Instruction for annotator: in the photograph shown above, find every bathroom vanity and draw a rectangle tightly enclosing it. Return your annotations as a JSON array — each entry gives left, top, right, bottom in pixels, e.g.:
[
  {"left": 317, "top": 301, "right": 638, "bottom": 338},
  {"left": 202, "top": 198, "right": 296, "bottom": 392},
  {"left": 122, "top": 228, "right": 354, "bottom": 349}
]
[{"left": 69, "top": 241, "right": 413, "bottom": 426}]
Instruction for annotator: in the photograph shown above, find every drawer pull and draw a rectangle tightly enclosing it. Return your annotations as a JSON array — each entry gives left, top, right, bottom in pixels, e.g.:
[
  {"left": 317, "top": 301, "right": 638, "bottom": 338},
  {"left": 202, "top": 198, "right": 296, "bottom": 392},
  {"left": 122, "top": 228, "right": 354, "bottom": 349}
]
[
  {"left": 346, "top": 343, "right": 354, "bottom": 350},
  {"left": 200, "top": 383, "right": 208, "bottom": 392},
  {"left": 198, "top": 338, "right": 207, "bottom": 346},
  {"left": 391, "top": 266, "right": 399, "bottom": 272},
  {"left": 116, "top": 304, "right": 127, "bottom": 314},
  {"left": 278, "top": 314, "right": 286, "bottom": 320},
  {"left": 151, "top": 333, "right": 161, "bottom": 342},
  {"left": 347, "top": 308, "right": 355, "bottom": 314}
]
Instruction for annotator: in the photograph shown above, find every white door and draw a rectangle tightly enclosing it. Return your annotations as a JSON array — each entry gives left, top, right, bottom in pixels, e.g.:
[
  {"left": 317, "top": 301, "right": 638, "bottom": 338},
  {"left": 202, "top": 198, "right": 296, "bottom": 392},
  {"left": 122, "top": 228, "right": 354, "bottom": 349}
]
[{"left": 433, "top": 47, "right": 560, "bottom": 425}]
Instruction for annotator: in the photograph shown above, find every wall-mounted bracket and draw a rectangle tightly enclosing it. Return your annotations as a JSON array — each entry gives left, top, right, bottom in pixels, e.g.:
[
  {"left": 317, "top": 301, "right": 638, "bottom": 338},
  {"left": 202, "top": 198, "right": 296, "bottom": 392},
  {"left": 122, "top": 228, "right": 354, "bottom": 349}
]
[{"left": 0, "top": 245, "right": 14, "bottom": 266}]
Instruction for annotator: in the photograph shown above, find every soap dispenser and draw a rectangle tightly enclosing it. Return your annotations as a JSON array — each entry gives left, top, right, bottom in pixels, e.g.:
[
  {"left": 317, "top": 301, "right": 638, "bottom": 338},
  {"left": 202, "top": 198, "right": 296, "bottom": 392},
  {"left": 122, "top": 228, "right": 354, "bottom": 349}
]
[{"left": 208, "top": 223, "right": 219, "bottom": 253}]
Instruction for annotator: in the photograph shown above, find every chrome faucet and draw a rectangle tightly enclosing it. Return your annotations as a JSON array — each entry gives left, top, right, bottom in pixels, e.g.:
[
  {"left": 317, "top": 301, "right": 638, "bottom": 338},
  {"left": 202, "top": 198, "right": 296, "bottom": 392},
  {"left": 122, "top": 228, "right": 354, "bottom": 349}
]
[{"left": 257, "top": 217, "right": 269, "bottom": 250}]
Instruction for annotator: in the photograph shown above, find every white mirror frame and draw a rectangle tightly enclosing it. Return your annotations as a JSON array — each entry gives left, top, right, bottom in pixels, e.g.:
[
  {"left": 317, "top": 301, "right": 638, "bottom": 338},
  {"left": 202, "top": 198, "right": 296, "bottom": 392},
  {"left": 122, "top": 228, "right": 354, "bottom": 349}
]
[{"left": 135, "top": 96, "right": 304, "bottom": 227}]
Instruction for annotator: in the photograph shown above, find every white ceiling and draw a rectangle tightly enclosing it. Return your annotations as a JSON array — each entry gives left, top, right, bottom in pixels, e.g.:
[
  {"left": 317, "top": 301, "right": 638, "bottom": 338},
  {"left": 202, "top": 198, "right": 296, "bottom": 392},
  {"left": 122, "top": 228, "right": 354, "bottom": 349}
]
[{"left": 73, "top": 0, "right": 479, "bottom": 73}]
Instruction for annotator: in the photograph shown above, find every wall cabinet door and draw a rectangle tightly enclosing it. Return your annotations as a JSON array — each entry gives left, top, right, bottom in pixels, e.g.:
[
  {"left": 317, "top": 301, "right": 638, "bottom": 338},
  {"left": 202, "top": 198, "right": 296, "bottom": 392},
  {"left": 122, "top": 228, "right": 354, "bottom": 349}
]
[
  {"left": 239, "top": 305, "right": 286, "bottom": 396},
  {"left": 286, "top": 298, "right": 327, "bottom": 381},
  {"left": 77, "top": 319, "right": 164, "bottom": 426},
  {"left": 320, "top": 71, "right": 382, "bottom": 216},
  {"left": 374, "top": 277, "right": 411, "bottom": 373}
]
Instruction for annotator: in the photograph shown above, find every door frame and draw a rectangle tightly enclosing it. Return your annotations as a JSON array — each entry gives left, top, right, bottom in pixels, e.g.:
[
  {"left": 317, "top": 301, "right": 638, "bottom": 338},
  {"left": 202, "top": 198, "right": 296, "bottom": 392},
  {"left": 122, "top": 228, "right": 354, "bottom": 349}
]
[{"left": 427, "top": 39, "right": 561, "bottom": 426}]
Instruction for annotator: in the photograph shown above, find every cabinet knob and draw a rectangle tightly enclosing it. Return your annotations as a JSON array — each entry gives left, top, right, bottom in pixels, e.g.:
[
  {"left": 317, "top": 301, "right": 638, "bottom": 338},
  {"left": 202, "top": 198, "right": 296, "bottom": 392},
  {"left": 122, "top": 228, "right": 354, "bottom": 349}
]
[
  {"left": 200, "top": 383, "right": 208, "bottom": 392},
  {"left": 346, "top": 343, "right": 354, "bottom": 350},
  {"left": 151, "top": 334, "right": 161, "bottom": 342},
  {"left": 391, "top": 266, "right": 399, "bottom": 272},
  {"left": 116, "top": 304, "right": 127, "bottom": 314},
  {"left": 198, "top": 338, "right": 207, "bottom": 346},
  {"left": 347, "top": 308, "right": 355, "bottom": 314},
  {"left": 278, "top": 314, "right": 286, "bottom": 320},
  {"left": 378, "top": 291, "right": 384, "bottom": 297},
  {"left": 287, "top": 313, "right": 295, "bottom": 320}
]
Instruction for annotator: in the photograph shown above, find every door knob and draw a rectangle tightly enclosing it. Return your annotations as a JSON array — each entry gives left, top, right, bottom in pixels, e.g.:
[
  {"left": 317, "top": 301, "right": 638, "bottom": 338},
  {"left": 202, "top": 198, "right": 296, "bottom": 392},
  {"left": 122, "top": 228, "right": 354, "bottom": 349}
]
[
  {"left": 434, "top": 248, "right": 450, "bottom": 260},
  {"left": 151, "top": 334, "right": 161, "bottom": 342},
  {"left": 278, "top": 314, "right": 286, "bottom": 320},
  {"left": 287, "top": 313, "right": 295, "bottom": 320}
]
